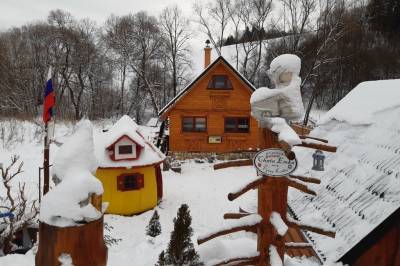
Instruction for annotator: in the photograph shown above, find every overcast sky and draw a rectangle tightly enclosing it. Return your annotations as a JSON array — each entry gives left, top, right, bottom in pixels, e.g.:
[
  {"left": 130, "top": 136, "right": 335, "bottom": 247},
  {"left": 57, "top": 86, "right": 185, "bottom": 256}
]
[{"left": 0, "top": 0, "right": 201, "bottom": 30}]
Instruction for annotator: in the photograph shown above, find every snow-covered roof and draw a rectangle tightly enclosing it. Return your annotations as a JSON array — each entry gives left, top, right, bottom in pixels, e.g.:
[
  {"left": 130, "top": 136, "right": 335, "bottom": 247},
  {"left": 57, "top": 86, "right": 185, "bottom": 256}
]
[
  {"left": 288, "top": 79, "right": 400, "bottom": 262},
  {"left": 102, "top": 115, "right": 145, "bottom": 148},
  {"left": 319, "top": 79, "right": 400, "bottom": 125},
  {"left": 158, "top": 56, "right": 256, "bottom": 117},
  {"left": 146, "top": 117, "right": 160, "bottom": 127},
  {"left": 94, "top": 115, "right": 165, "bottom": 168}
]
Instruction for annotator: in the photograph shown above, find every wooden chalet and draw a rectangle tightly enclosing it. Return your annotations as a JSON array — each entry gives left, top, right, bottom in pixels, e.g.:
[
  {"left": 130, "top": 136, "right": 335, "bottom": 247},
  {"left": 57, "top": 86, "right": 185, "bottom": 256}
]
[
  {"left": 289, "top": 79, "right": 400, "bottom": 265},
  {"left": 158, "top": 45, "right": 261, "bottom": 154}
]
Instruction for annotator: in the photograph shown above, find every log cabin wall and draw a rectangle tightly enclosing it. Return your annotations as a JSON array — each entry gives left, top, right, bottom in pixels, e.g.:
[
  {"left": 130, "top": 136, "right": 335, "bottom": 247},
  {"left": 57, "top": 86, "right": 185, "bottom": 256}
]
[{"left": 167, "top": 61, "right": 261, "bottom": 153}]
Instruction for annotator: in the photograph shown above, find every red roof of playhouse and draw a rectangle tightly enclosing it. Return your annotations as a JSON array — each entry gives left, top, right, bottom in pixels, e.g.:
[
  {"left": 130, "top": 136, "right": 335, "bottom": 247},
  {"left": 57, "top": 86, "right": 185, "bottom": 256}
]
[{"left": 94, "top": 115, "right": 165, "bottom": 168}]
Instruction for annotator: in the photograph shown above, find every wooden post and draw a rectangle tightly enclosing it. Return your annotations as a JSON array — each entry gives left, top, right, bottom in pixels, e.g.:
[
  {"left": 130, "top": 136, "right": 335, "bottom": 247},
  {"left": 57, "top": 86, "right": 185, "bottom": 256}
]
[
  {"left": 35, "top": 196, "right": 107, "bottom": 266},
  {"left": 257, "top": 179, "right": 272, "bottom": 266},
  {"left": 35, "top": 217, "right": 108, "bottom": 266},
  {"left": 256, "top": 128, "right": 290, "bottom": 264},
  {"left": 43, "top": 123, "right": 50, "bottom": 195}
]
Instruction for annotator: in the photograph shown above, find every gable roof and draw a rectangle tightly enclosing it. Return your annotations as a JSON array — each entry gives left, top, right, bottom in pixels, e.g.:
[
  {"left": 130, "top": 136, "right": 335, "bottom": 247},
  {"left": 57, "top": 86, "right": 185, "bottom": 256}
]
[
  {"left": 288, "top": 79, "right": 400, "bottom": 262},
  {"left": 158, "top": 56, "right": 256, "bottom": 118},
  {"left": 94, "top": 115, "right": 165, "bottom": 168}
]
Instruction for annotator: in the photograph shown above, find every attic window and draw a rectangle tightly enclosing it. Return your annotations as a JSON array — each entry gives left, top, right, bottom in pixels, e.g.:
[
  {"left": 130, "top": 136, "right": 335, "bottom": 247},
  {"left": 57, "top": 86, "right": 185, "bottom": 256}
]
[
  {"left": 208, "top": 75, "right": 233, "bottom": 90},
  {"left": 119, "top": 145, "right": 133, "bottom": 154},
  {"left": 113, "top": 137, "right": 138, "bottom": 160}
]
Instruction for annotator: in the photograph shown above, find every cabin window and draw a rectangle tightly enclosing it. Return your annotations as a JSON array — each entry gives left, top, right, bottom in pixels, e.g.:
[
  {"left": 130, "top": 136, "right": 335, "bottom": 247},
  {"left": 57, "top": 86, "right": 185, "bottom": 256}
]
[
  {"left": 117, "top": 173, "right": 144, "bottom": 191},
  {"left": 182, "top": 117, "right": 207, "bottom": 132},
  {"left": 118, "top": 145, "right": 133, "bottom": 154},
  {"left": 207, "top": 75, "right": 233, "bottom": 90},
  {"left": 225, "top": 117, "right": 250, "bottom": 133}
]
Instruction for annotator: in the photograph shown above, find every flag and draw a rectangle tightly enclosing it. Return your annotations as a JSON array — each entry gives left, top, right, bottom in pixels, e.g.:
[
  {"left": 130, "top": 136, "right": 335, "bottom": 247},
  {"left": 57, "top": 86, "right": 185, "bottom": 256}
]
[{"left": 43, "top": 68, "right": 55, "bottom": 123}]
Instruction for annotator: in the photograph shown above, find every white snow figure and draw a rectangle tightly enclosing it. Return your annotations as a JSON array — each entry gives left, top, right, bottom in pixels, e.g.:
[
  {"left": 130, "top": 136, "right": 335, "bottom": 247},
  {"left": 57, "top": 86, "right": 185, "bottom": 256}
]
[
  {"left": 40, "top": 120, "right": 104, "bottom": 227},
  {"left": 250, "top": 54, "right": 305, "bottom": 145}
]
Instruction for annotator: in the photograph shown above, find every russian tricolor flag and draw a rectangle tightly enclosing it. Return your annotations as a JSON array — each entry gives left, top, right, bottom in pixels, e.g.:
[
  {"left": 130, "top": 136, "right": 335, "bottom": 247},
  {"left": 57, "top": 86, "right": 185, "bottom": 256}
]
[{"left": 43, "top": 68, "right": 55, "bottom": 123}]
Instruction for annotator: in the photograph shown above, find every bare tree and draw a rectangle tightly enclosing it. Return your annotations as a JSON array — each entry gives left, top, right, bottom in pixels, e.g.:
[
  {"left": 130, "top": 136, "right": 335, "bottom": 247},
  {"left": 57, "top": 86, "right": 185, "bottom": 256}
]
[
  {"left": 0, "top": 156, "right": 38, "bottom": 254},
  {"left": 159, "top": 5, "right": 191, "bottom": 97},
  {"left": 280, "top": 0, "right": 317, "bottom": 52},
  {"left": 193, "top": 0, "right": 231, "bottom": 55}
]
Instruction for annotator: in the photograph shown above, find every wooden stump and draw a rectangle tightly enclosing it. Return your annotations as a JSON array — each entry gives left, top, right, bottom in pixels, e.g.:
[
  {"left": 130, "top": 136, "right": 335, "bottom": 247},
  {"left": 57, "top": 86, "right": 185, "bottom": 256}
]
[{"left": 35, "top": 217, "right": 108, "bottom": 266}]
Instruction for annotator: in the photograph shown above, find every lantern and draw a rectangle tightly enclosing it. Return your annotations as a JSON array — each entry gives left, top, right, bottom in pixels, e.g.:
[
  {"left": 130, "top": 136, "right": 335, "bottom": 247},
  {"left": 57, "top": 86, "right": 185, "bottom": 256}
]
[{"left": 312, "top": 150, "right": 325, "bottom": 171}]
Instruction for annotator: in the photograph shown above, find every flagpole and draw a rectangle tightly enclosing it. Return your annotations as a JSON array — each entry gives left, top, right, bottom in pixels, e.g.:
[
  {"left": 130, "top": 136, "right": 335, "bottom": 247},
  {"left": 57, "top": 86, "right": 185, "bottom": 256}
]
[{"left": 43, "top": 122, "right": 50, "bottom": 195}]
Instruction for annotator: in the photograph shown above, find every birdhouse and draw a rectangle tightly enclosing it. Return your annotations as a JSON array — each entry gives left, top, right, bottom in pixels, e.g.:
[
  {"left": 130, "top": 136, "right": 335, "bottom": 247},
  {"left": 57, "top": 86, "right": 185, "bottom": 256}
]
[{"left": 312, "top": 150, "right": 325, "bottom": 171}]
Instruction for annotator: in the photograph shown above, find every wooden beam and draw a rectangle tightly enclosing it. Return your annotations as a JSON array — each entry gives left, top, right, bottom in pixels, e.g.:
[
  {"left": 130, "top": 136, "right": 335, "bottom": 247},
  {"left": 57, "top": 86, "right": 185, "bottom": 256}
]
[
  {"left": 197, "top": 224, "right": 259, "bottom": 245},
  {"left": 278, "top": 141, "right": 296, "bottom": 160},
  {"left": 213, "top": 159, "right": 253, "bottom": 170},
  {"left": 289, "top": 222, "right": 336, "bottom": 238},
  {"left": 299, "top": 135, "right": 328, "bottom": 143},
  {"left": 228, "top": 176, "right": 268, "bottom": 201},
  {"left": 213, "top": 255, "right": 260, "bottom": 266},
  {"left": 289, "top": 175, "right": 321, "bottom": 184},
  {"left": 224, "top": 213, "right": 252, "bottom": 219},
  {"left": 296, "top": 142, "right": 337, "bottom": 152},
  {"left": 286, "top": 179, "right": 317, "bottom": 196}
]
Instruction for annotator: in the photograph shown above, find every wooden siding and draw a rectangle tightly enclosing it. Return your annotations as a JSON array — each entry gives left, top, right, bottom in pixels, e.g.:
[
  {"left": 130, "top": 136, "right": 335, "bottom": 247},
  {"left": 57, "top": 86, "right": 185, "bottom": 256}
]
[{"left": 168, "top": 61, "right": 260, "bottom": 153}]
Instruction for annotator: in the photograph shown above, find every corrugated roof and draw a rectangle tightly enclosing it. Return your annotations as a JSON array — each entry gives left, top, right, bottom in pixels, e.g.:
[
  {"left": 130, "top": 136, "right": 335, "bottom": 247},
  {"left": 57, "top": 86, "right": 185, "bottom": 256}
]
[{"left": 288, "top": 79, "right": 400, "bottom": 262}]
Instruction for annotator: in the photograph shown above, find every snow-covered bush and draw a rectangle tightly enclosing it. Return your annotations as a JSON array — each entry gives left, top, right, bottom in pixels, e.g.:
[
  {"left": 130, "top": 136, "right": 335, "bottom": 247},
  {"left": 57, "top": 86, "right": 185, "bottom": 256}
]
[
  {"left": 146, "top": 210, "right": 161, "bottom": 238},
  {"left": 0, "top": 155, "right": 38, "bottom": 255},
  {"left": 157, "top": 204, "right": 203, "bottom": 266}
]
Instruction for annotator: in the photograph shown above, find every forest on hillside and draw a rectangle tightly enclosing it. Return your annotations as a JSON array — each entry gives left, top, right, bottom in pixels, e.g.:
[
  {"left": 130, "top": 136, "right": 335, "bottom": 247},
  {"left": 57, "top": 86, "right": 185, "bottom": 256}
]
[{"left": 0, "top": 0, "right": 399, "bottom": 123}]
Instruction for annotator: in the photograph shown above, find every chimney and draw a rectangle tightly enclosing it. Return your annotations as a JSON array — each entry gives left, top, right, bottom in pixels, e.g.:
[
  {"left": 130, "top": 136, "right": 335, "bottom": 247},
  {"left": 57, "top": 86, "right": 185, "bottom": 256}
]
[{"left": 204, "top": 40, "right": 212, "bottom": 69}]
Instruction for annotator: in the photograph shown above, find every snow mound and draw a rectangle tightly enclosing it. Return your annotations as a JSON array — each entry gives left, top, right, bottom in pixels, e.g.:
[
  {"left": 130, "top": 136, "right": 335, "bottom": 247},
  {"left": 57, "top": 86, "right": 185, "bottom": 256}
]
[
  {"left": 270, "top": 212, "right": 288, "bottom": 236},
  {"left": 269, "top": 245, "right": 283, "bottom": 266},
  {"left": 269, "top": 118, "right": 302, "bottom": 145},
  {"left": 40, "top": 120, "right": 103, "bottom": 227},
  {"left": 319, "top": 79, "right": 400, "bottom": 125}
]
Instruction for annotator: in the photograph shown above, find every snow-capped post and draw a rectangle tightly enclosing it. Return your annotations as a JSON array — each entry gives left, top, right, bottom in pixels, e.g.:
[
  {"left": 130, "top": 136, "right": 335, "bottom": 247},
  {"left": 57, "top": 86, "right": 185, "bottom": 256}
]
[
  {"left": 202, "top": 54, "right": 338, "bottom": 266},
  {"left": 35, "top": 121, "right": 108, "bottom": 266}
]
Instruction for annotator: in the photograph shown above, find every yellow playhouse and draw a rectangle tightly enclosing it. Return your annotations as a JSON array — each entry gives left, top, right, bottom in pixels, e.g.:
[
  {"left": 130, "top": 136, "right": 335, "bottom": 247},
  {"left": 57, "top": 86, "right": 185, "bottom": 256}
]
[{"left": 94, "top": 115, "right": 165, "bottom": 215}]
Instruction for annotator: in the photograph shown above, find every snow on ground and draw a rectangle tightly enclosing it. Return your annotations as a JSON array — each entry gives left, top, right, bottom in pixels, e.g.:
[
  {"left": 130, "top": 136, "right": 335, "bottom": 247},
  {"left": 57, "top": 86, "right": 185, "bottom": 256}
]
[{"left": 0, "top": 118, "right": 333, "bottom": 266}]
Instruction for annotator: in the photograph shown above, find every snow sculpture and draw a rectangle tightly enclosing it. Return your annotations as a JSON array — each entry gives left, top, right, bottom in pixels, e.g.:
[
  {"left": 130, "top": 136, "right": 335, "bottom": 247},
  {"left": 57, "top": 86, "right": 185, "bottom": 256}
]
[
  {"left": 40, "top": 120, "right": 104, "bottom": 227},
  {"left": 250, "top": 54, "right": 306, "bottom": 146}
]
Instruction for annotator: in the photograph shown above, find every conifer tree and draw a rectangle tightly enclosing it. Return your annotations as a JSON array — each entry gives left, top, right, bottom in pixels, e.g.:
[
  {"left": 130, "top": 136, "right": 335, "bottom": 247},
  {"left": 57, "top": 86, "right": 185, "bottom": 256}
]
[
  {"left": 157, "top": 204, "right": 203, "bottom": 266},
  {"left": 146, "top": 210, "right": 162, "bottom": 237}
]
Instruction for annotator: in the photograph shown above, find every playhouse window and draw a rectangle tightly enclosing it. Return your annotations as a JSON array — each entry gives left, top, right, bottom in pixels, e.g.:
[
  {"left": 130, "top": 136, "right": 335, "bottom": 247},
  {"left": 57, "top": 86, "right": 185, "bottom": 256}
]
[
  {"left": 118, "top": 145, "right": 133, "bottom": 154},
  {"left": 207, "top": 75, "right": 232, "bottom": 90},
  {"left": 182, "top": 117, "right": 207, "bottom": 132},
  {"left": 225, "top": 117, "right": 250, "bottom": 133},
  {"left": 117, "top": 174, "right": 144, "bottom": 191}
]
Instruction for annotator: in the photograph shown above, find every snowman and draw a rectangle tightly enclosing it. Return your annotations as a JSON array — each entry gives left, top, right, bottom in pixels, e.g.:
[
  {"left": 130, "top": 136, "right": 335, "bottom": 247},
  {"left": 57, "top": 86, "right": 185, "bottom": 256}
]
[{"left": 250, "top": 54, "right": 305, "bottom": 146}]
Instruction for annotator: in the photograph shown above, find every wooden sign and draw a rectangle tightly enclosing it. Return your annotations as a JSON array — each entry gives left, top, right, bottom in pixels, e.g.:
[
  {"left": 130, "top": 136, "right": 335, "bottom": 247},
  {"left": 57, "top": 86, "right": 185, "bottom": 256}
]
[
  {"left": 208, "top": 136, "right": 222, "bottom": 144},
  {"left": 253, "top": 148, "right": 297, "bottom": 176}
]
